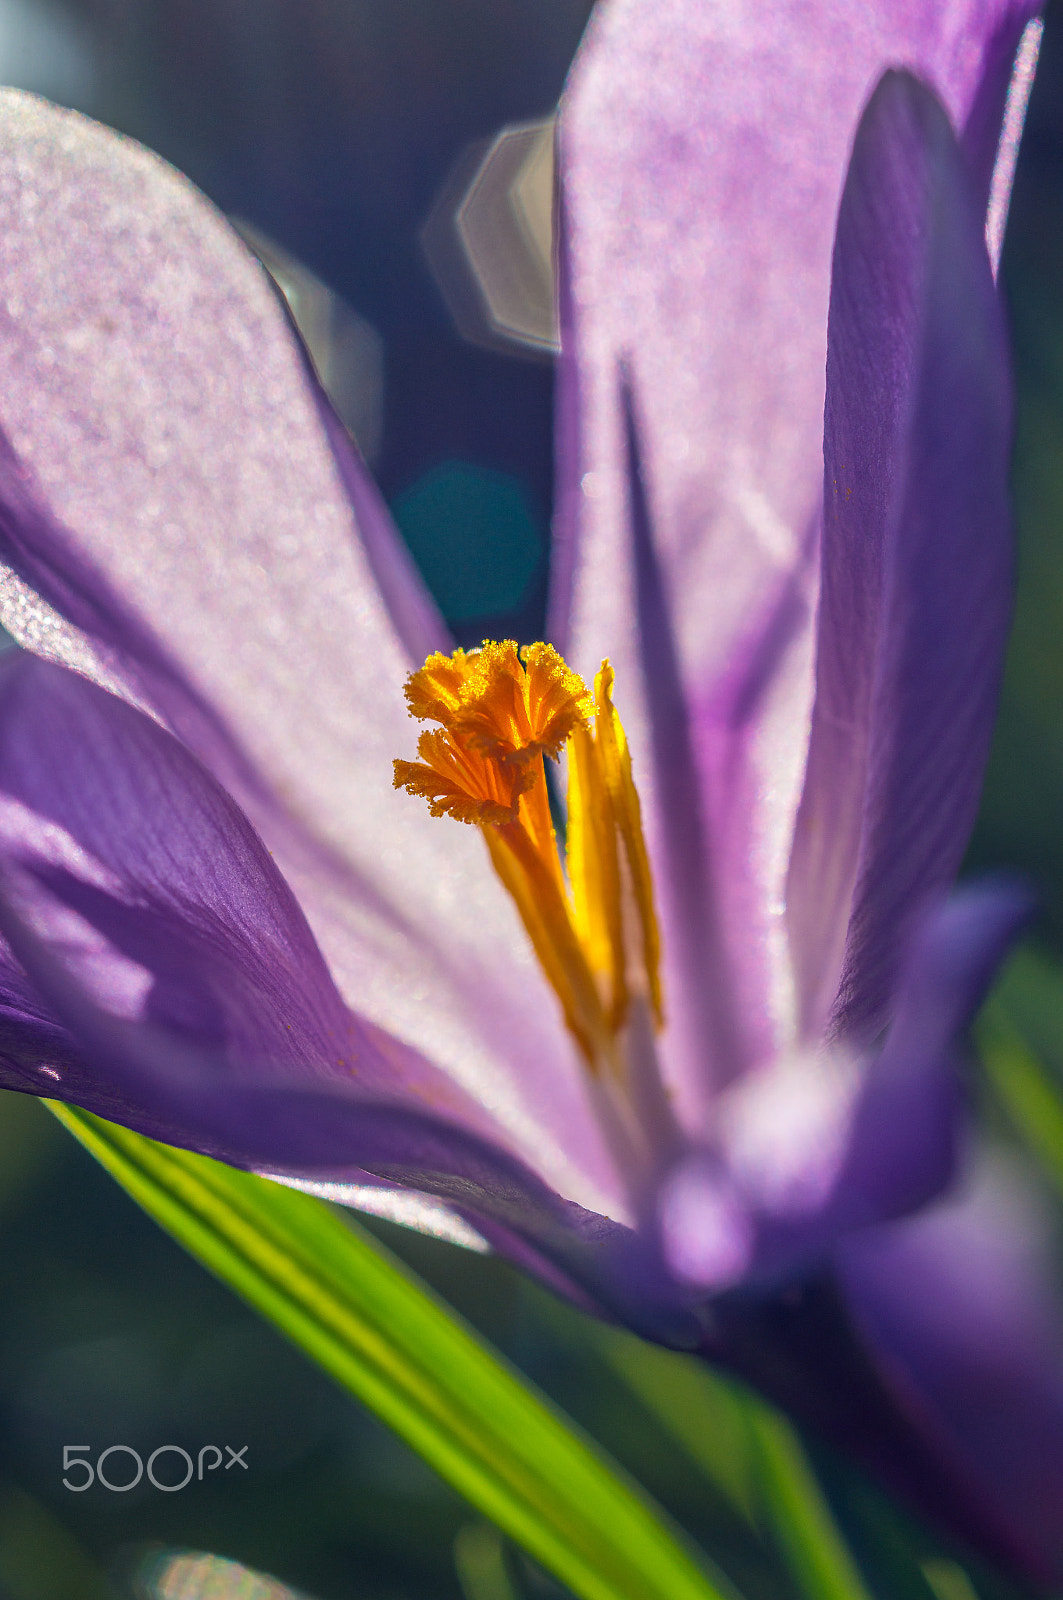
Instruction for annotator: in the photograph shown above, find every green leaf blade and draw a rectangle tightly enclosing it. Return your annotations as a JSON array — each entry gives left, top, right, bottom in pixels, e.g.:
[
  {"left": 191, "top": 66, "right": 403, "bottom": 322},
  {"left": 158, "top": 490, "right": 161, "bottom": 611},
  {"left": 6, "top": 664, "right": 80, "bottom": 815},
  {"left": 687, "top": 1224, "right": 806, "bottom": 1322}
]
[
  {"left": 600, "top": 1329, "right": 873, "bottom": 1600},
  {"left": 978, "top": 951, "right": 1063, "bottom": 1204},
  {"left": 47, "top": 1101, "right": 731, "bottom": 1600},
  {"left": 747, "top": 1407, "right": 875, "bottom": 1600}
]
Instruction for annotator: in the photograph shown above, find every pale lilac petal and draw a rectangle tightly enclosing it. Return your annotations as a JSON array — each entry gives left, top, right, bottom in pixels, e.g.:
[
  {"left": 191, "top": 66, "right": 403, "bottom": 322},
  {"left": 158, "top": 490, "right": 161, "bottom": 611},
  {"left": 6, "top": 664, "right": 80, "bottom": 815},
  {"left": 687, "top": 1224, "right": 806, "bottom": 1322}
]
[
  {"left": 657, "top": 1153, "right": 754, "bottom": 1292},
  {"left": 548, "top": 200, "right": 582, "bottom": 656},
  {"left": 786, "top": 72, "right": 1014, "bottom": 1043},
  {"left": 839, "top": 1158, "right": 1063, "bottom": 1584},
  {"left": 823, "top": 880, "right": 1031, "bottom": 1223},
  {"left": 0, "top": 91, "right": 623, "bottom": 1221},
  {"left": 621, "top": 387, "right": 751, "bottom": 1103},
  {"left": 270, "top": 1176, "right": 492, "bottom": 1254},
  {"left": 554, "top": 0, "right": 1039, "bottom": 1118},
  {"left": 968, "top": 15, "right": 1044, "bottom": 262},
  {"left": 0, "top": 660, "right": 688, "bottom": 1314},
  {"left": 300, "top": 353, "right": 451, "bottom": 671},
  {"left": 655, "top": 882, "right": 1028, "bottom": 1298},
  {"left": 710, "top": 882, "right": 1032, "bottom": 1285},
  {"left": 0, "top": 656, "right": 646, "bottom": 1284}
]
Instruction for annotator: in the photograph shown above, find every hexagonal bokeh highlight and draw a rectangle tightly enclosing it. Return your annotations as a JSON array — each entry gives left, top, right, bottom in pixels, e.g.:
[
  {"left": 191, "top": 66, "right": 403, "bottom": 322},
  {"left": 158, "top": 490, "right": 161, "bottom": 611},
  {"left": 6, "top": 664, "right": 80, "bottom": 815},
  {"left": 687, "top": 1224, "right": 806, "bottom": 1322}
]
[
  {"left": 234, "top": 218, "right": 385, "bottom": 463},
  {"left": 422, "top": 115, "right": 558, "bottom": 358}
]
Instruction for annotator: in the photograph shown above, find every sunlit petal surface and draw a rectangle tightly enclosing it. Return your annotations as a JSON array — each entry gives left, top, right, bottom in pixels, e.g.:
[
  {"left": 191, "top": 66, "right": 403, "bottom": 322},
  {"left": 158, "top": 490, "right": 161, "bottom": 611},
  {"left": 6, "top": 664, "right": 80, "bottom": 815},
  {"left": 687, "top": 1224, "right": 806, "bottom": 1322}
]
[
  {"left": 554, "top": 0, "right": 1039, "bottom": 1126},
  {"left": 0, "top": 90, "right": 624, "bottom": 1219}
]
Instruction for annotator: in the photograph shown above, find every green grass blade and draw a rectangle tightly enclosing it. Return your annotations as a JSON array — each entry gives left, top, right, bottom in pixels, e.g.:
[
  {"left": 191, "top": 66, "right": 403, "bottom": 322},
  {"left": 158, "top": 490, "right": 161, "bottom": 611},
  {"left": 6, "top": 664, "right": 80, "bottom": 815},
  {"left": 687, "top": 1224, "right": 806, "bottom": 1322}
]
[
  {"left": 977, "top": 946, "right": 1063, "bottom": 1201},
  {"left": 46, "top": 1102, "right": 728, "bottom": 1600},
  {"left": 600, "top": 1332, "right": 873, "bottom": 1600},
  {"left": 978, "top": 1006, "right": 1063, "bottom": 1201},
  {"left": 601, "top": 1332, "right": 759, "bottom": 1526},
  {"left": 747, "top": 1406, "right": 875, "bottom": 1600}
]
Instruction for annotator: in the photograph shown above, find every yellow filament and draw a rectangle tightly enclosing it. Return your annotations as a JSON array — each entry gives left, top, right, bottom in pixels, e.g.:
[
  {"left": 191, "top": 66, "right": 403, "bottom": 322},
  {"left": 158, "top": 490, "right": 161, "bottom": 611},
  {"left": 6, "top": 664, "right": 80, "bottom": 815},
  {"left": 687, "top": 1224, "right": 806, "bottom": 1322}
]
[
  {"left": 483, "top": 821, "right": 612, "bottom": 1064},
  {"left": 393, "top": 640, "right": 662, "bottom": 1070},
  {"left": 592, "top": 663, "right": 663, "bottom": 1024},
  {"left": 566, "top": 721, "right": 627, "bottom": 1028}
]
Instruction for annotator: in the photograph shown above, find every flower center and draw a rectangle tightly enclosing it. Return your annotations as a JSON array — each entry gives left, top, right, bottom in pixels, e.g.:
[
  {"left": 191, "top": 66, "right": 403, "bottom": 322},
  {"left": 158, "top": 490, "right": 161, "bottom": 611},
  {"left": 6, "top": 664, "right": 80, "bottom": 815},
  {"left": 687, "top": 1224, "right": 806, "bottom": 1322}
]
[{"left": 393, "top": 641, "right": 663, "bottom": 1075}]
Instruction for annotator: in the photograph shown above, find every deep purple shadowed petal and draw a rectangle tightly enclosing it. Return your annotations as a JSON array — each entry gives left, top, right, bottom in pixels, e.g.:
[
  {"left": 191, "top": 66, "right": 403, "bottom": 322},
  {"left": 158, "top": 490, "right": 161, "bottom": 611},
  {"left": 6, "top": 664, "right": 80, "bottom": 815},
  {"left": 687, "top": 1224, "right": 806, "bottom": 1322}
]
[
  {"left": 0, "top": 654, "right": 708, "bottom": 1336},
  {"left": 0, "top": 851, "right": 703, "bottom": 1348},
  {"left": 704, "top": 1268, "right": 1040, "bottom": 1578},
  {"left": 786, "top": 72, "right": 1014, "bottom": 1045},
  {"left": 839, "top": 1161, "right": 1063, "bottom": 1583},
  {"left": 554, "top": 0, "right": 1039, "bottom": 1122},
  {"left": 621, "top": 382, "right": 749, "bottom": 1105},
  {"left": 0, "top": 652, "right": 503, "bottom": 1129},
  {"left": 0, "top": 91, "right": 624, "bottom": 1222}
]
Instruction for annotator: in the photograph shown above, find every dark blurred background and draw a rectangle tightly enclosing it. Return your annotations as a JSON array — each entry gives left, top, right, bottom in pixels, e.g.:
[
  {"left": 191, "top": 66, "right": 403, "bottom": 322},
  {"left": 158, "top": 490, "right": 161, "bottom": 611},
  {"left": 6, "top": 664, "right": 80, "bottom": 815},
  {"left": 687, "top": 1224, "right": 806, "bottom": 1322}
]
[
  {"left": 0, "top": 1, "right": 1060, "bottom": 1596},
  {"left": 969, "top": 0, "right": 1063, "bottom": 941}
]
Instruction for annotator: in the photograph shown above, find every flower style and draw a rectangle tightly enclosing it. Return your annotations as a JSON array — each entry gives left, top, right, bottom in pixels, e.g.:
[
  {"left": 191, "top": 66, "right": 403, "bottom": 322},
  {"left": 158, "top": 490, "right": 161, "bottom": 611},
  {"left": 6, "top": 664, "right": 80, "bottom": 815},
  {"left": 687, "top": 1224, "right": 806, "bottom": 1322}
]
[{"left": 0, "top": 0, "right": 1054, "bottom": 1581}]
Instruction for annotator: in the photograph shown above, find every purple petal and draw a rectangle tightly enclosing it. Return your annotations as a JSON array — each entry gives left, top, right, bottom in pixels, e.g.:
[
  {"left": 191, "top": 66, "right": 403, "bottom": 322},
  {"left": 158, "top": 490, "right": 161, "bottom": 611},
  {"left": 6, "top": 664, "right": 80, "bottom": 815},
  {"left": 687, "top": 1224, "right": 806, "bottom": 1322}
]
[
  {"left": 657, "top": 1152, "right": 755, "bottom": 1292},
  {"left": 0, "top": 654, "right": 643, "bottom": 1261},
  {"left": 786, "top": 72, "right": 1014, "bottom": 1045},
  {"left": 820, "top": 879, "right": 1032, "bottom": 1224},
  {"left": 704, "top": 1267, "right": 1040, "bottom": 1577},
  {"left": 711, "top": 882, "right": 1032, "bottom": 1285},
  {"left": 0, "top": 854, "right": 704, "bottom": 1345},
  {"left": 269, "top": 1177, "right": 493, "bottom": 1255},
  {"left": 553, "top": 0, "right": 1039, "bottom": 1117},
  {"left": 0, "top": 659, "right": 708, "bottom": 1338},
  {"left": 621, "top": 385, "right": 752, "bottom": 1107},
  {"left": 839, "top": 1158, "right": 1063, "bottom": 1584},
  {"left": 0, "top": 653, "right": 490, "bottom": 1121},
  {"left": 656, "top": 881, "right": 1029, "bottom": 1294},
  {"left": 0, "top": 91, "right": 624, "bottom": 1221}
]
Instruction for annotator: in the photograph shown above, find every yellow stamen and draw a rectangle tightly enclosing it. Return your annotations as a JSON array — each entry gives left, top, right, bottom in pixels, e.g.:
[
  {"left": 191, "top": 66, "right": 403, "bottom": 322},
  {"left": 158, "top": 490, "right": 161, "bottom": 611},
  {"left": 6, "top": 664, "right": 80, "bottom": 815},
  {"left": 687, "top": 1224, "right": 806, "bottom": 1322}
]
[
  {"left": 592, "top": 663, "right": 663, "bottom": 1025},
  {"left": 566, "top": 718, "right": 627, "bottom": 1028},
  {"left": 483, "top": 821, "right": 613, "bottom": 1064},
  {"left": 393, "top": 640, "right": 663, "bottom": 1072},
  {"left": 405, "top": 640, "right": 591, "bottom": 766},
  {"left": 392, "top": 727, "right": 522, "bottom": 825}
]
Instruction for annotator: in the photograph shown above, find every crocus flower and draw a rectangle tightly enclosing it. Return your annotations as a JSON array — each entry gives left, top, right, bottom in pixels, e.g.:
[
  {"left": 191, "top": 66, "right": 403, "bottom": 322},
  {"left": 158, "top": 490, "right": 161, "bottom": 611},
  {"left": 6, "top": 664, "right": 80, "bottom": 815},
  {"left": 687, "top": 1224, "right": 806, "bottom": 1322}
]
[{"left": 0, "top": 0, "right": 1053, "bottom": 1580}]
